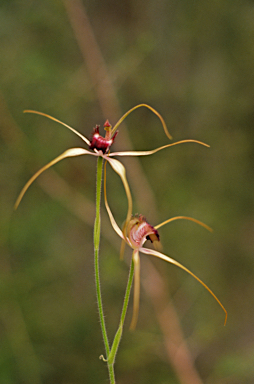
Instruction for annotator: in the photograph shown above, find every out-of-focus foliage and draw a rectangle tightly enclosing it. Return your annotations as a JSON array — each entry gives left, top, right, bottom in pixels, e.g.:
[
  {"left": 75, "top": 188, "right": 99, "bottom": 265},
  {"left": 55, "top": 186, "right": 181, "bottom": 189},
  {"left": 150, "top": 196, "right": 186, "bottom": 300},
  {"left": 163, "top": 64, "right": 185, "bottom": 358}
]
[{"left": 1, "top": 0, "right": 254, "bottom": 383}]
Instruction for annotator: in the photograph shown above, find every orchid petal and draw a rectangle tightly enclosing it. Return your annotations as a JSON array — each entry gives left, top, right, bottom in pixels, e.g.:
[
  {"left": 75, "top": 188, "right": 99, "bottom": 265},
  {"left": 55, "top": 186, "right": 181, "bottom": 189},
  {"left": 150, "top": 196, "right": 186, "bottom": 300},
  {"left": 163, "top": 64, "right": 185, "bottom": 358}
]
[
  {"left": 119, "top": 233, "right": 127, "bottom": 260},
  {"left": 111, "top": 104, "right": 172, "bottom": 140},
  {"left": 155, "top": 216, "right": 213, "bottom": 232},
  {"left": 105, "top": 157, "right": 133, "bottom": 226},
  {"left": 24, "top": 110, "right": 90, "bottom": 146},
  {"left": 103, "top": 162, "right": 125, "bottom": 240},
  {"left": 130, "top": 250, "right": 141, "bottom": 330},
  {"left": 141, "top": 247, "right": 227, "bottom": 325},
  {"left": 14, "top": 148, "right": 92, "bottom": 209},
  {"left": 109, "top": 139, "right": 209, "bottom": 157}
]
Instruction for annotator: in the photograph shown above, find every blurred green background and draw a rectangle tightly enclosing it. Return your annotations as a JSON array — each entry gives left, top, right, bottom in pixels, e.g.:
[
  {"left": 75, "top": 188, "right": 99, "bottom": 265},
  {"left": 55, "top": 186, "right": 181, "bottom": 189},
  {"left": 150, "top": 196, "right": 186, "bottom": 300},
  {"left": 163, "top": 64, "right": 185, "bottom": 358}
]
[{"left": 1, "top": 1, "right": 254, "bottom": 383}]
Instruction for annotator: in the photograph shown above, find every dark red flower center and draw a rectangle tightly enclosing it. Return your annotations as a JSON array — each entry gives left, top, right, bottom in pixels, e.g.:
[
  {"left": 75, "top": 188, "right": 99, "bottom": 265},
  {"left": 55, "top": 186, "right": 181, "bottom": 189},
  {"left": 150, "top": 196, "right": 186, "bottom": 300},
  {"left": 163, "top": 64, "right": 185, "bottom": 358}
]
[{"left": 89, "top": 122, "right": 118, "bottom": 154}]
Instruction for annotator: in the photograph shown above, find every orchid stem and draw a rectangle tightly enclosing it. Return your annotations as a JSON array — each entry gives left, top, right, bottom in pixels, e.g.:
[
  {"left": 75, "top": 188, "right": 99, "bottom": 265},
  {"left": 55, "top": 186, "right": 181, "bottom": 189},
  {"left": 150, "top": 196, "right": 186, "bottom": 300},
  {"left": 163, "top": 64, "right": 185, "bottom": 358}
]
[
  {"left": 94, "top": 156, "right": 115, "bottom": 383},
  {"left": 106, "top": 259, "right": 135, "bottom": 367},
  {"left": 120, "top": 259, "right": 135, "bottom": 326},
  {"left": 94, "top": 156, "right": 135, "bottom": 383}
]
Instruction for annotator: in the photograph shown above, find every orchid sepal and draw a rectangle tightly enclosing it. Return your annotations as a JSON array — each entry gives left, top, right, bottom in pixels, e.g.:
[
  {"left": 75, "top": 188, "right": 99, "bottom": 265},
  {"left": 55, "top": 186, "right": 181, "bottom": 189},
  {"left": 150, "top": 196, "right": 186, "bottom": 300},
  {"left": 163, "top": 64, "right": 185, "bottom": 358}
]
[
  {"left": 105, "top": 158, "right": 133, "bottom": 225},
  {"left": 109, "top": 139, "right": 209, "bottom": 158},
  {"left": 141, "top": 247, "right": 227, "bottom": 326},
  {"left": 24, "top": 110, "right": 90, "bottom": 145},
  {"left": 155, "top": 216, "right": 213, "bottom": 232},
  {"left": 14, "top": 147, "right": 93, "bottom": 210},
  {"left": 130, "top": 250, "right": 141, "bottom": 330},
  {"left": 110, "top": 103, "right": 172, "bottom": 140}
]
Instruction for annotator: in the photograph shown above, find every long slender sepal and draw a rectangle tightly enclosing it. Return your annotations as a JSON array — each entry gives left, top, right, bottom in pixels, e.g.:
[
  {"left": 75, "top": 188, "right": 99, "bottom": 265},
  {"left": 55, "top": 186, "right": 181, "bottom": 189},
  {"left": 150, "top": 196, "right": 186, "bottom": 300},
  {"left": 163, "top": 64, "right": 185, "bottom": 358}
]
[
  {"left": 24, "top": 110, "right": 90, "bottom": 145},
  {"left": 111, "top": 104, "right": 172, "bottom": 140},
  {"left": 141, "top": 247, "right": 227, "bottom": 325},
  {"left": 104, "top": 157, "right": 133, "bottom": 235},
  {"left": 14, "top": 148, "right": 91, "bottom": 209},
  {"left": 155, "top": 216, "right": 213, "bottom": 232},
  {"left": 129, "top": 250, "right": 141, "bottom": 330},
  {"left": 103, "top": 162, "right": 126, "bottom": 240},
  {"left": 109, "top": 139, "right": 209, "bottom": 158}
]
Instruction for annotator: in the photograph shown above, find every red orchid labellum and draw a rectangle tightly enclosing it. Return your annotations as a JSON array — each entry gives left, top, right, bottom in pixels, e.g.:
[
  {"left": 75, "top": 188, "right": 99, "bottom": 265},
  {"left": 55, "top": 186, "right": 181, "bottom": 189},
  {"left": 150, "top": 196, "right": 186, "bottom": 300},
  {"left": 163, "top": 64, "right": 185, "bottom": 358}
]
[{"left": 89, "top": 120, "right": 118, "bottom": 154}]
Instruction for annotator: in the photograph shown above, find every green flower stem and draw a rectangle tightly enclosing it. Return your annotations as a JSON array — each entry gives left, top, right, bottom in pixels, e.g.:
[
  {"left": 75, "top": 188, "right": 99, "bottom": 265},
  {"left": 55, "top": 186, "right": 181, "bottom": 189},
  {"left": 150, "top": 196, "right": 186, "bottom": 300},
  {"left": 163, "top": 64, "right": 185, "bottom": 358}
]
[
  {"left": 94, "top": 156, "right": 135, "bottom": 383},
  {"left": 108, "top": 259, "right": 135, "bottom": 366},
  {"left": 120, "top": 258, "right": 135, "bottom": 326},
  {"left": 94, "top": 156, "right": 115, "bottom": 383}
]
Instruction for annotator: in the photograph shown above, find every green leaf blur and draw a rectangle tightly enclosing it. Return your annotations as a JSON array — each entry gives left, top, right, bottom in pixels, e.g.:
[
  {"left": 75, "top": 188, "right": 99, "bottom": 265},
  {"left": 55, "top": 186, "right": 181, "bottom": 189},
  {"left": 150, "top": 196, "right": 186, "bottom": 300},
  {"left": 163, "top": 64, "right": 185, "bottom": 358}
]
[{"left": 1, "top": 1, "right": 254, "bottom": 383}]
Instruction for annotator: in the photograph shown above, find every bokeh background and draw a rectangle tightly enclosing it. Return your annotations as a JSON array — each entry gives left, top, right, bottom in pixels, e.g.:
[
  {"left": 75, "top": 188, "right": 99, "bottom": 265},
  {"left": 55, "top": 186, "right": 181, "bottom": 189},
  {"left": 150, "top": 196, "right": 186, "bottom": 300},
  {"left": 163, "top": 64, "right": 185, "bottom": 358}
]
[{"left": 1, "top": 1, "right": 254, "bottom": 383}]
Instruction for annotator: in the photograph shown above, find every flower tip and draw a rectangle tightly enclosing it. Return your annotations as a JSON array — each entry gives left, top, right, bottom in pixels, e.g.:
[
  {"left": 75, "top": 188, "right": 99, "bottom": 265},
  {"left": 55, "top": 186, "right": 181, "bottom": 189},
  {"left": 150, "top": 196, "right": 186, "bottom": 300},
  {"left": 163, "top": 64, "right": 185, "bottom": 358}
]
[
  {"left": 167, "top": 132, "right": 173, "bottom": 140},
  {"left": 23, "top": 109, "right": 36, "bottom": 114},
  {"left": 93, "top": 125, "right": 100, "bottom": 133},
  {"left": 129, "top": 321, "right": 137, "bottom": 331},
  {"left": 13, "top": 200, "right": 19, "bottom": 211},
  {"left": 104, "top": 119, "right": 112, "bottom": 129},
  {"left": 224, "top": 311, "right": 228, "bottom": 326}
]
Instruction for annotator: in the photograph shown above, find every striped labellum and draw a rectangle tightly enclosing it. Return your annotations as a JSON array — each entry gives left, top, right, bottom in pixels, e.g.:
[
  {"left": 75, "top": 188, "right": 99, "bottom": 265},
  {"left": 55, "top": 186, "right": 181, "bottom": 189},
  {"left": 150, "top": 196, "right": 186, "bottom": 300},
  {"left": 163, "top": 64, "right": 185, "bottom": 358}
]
[{"left": 127, "top": 214, "right": 160, "bottom": 249}]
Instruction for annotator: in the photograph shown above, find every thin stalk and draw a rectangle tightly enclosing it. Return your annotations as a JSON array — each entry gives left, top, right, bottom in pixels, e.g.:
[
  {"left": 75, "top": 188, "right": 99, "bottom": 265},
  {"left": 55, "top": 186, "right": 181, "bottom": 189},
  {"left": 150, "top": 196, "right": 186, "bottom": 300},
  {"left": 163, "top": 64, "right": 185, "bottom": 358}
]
[
  {"left": 120, "top": 259, "right": 135, "bottom": 326},
  {"left": 94, "top": 156, "right": 115, "bottom": 383},
  {"left": 107, "top": 259, "right": 135, "bottom": 367}
]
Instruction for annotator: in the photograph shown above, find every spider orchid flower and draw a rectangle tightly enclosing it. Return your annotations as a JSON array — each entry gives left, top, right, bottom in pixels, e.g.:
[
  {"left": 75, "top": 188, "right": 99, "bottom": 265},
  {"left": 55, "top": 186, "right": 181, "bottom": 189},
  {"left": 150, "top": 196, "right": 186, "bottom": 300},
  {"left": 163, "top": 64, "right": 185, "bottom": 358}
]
[
  {"left": 14, "top": 104, "right": 209, "bottom": 224},
  {"left": 104, "top": 167, "right": 227, "bottom": 330}
]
